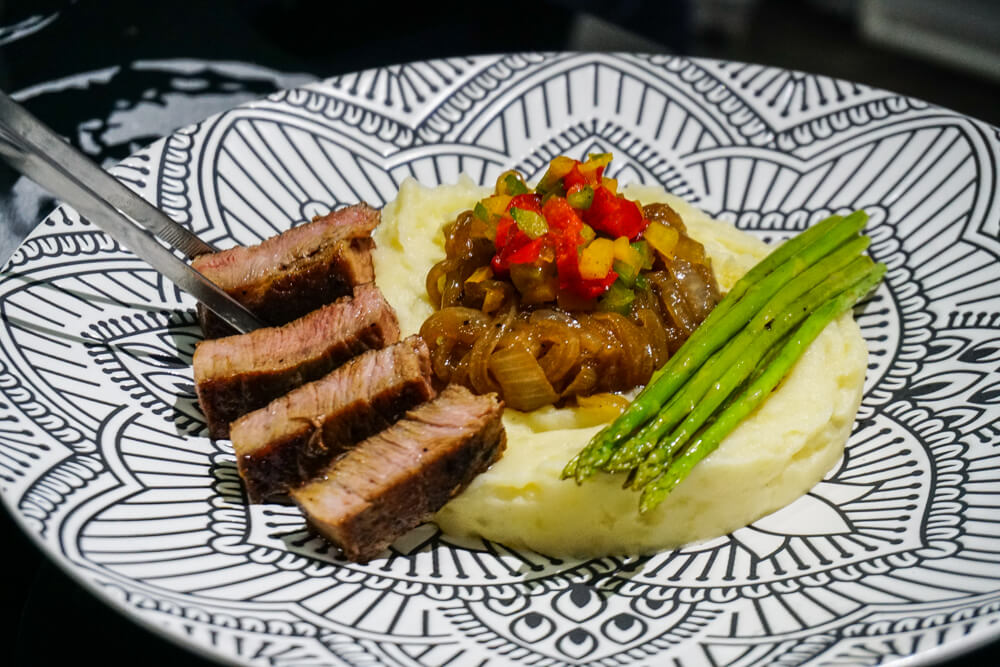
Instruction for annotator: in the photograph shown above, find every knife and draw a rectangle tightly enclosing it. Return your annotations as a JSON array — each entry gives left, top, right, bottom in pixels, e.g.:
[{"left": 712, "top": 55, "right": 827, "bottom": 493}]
[{"left": 0, "top": 89, "right": 264, "bottom": 335}]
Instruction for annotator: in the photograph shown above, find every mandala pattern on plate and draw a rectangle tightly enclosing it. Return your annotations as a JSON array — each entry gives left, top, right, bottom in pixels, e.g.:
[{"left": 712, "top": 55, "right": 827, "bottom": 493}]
[{"left": 1, "top": 53, "right": 999, "bottom": 666}]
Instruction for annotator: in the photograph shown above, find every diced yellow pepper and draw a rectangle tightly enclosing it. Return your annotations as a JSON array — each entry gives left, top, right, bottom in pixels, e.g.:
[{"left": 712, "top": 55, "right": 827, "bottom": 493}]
[
  {"left": 465, "top": 266, "right": 493, "bottom": 284},
  {"left": 644, "top": 220, "right": 679, "bottom": 259},
  {"left": 582, "top": 152, "right": 612, "bottom": 171},
  {"left": 612, "top": 236, "right": 643, "bottom": 286},
  {"left": 578, "top": 238, "right": 615, "bottom": 279},
  {"left": 613, "top": 235, "right": 630, "bottom": 258},
  {"left": 481, "top": 194, "right": 512, "bottom": 217},
  {"left": 547, "top": 155, "right": 577, "bottom": 180},
  {"left": 536, "top": 155, "right": 579, "bottom": 194},
  {"left": 576, "top": 392, "right": 630, "bottom": 419},
  {"left": 602, "top": 176, "right": 618, "bottom": 193},
  {"left": 613, "top": 236, "right": 642, "bottom": 266},
  {"left": 482, "top": 286, "right": 506, "bottom": 313},
  {"left": 579, "top": 154, "right": 612, "bottom": 185}
]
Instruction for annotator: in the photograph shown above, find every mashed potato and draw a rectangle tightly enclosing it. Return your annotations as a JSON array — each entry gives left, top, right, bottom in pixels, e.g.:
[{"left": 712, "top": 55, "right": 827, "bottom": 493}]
[{"left": 373, "top": 177, "right": 868, "bottom": 558}]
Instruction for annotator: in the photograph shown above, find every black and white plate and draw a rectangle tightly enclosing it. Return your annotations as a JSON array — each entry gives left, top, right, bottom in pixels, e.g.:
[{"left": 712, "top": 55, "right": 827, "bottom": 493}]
[{"left": 1, "top": 53, "right": 999, "bottom": 666}]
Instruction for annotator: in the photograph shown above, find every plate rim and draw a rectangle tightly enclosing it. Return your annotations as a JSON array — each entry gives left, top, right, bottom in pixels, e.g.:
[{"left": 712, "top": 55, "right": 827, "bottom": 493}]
[{"left": 2, "top": 51, "right": 999, "bottom": 666}]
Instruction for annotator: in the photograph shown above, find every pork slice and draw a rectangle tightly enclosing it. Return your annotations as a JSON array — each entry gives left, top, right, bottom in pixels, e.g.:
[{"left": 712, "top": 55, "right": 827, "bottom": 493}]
[
  {"left": 194, "top": 203, "right": 379, "bottom": 337},
  {"left": 231, "top": 335, "right": 434, "bottom": 502},
  {"left": 193, "top": 283, "right": 400, "bottom": 440},
  {"left": 290, "top": 384, "right": 506, "bottom": 563}
]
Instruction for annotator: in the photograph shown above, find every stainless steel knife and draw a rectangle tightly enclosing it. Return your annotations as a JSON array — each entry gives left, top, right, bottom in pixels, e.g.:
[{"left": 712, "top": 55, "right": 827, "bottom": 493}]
[{"left": 0, "top": 88, "right": 264, "bottom": 334}]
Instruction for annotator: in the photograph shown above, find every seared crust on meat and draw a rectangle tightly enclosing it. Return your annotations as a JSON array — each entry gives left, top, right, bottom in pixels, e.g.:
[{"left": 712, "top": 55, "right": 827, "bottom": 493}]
[
  {"left": 193, "top": 283, "right": 400, "bottom": 439},
  {"left": 194, "top": 204, "right": 380, "bottom": 337},
  {"left": 290, "top": 385, "right": 505, "bottom": 563},
  {"left": 230, "top": 336, "right": 434, "bottom": 502}
]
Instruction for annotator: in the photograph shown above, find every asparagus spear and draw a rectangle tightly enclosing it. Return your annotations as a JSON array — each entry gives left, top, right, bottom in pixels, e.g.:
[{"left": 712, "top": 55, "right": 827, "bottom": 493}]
[
  {"left": 637, "top": 261, "right": 887, "bottom": 513},
  {"left": 624, "top": 325, "right": 795, "bottom": 489},
  {"left": 628, "top": 255, "right": 875, "bottom": 488},
  {"left": 604, "top": 238, "right": 871, "bottom": 473},
  {"left": 564, "top": 211, "right": 869, "bottom": 480}
]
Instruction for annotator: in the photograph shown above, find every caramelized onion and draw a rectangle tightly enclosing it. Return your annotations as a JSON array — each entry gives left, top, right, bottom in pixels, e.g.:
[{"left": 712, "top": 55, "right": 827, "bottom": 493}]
[
  {"left": 466, "top": 303, "right": 514, "bottom": 395},
  {"left": 420, "top": 307, "right": 490, "bottom": 344},
  {"left": 488, "top": 345, "right": 559, "bottom": 411},
  {"left": 420, "top": 307, "right": 490, "bottom": 381},
  {"left": 593, "top": 312, "right": 650, "bottom": 388},
  {"left": 561, "top": 364, "right": 598, "bottom": 398},
  {"left": 420, "top": 200, "right": 721, "bottom": 409},
  {"left": 532, "top": 319, "right": 581, "bottom": 388},
  {"left": 667, "top": 258, "right": 720, "bottom": 322},
  {"left": 648, "top": 270, "right": 698, "bottom": 337},
  {"left": 425, "top": 259, "right": 450, "bottom": 307},
  {"left": 633, "top": 301, "right": 670, "bottom": 368},
  {"left": 643, "top": 203, "right": 686, "bottom": 232}
]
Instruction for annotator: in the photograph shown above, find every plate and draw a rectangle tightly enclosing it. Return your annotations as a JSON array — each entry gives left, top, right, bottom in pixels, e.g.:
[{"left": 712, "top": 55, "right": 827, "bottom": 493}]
[{"left": 2, "top": 53, "right": 999, "bottom": 666}]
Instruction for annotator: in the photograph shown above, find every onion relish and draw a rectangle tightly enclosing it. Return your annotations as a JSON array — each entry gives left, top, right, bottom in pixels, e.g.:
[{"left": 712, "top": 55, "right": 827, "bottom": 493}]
[{"left": 421, "top": 153, "right": 721, "bottom": 411}]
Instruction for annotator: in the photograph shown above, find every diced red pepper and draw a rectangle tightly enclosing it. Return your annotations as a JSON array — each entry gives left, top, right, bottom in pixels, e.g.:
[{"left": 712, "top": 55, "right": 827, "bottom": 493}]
[
  {"left": 573, "top": 270, "right": 619, "bottom": 299},
  {"left": 494, "top": 215, "right": 517, "bottom": 250},
  {"left": 506, "top": 192, "right": 542, "bottom": 214},
  {"left": 483, "top": 155, "right": 651, "bottom": 302},
  {"left": 614, "top": 198, "right": 646, "bottom": 239},
  {"left": 541, "top": 197, "right": 586, "bottom": 290},
  {"left": 506, "top": 237, "right": 545, "bottom": 264},
  {"left": 562, "top": 164, "right": 587, "bottom": 193},
  {"left": 490, "top": 251, "right": 507, "bottom": 274},
  {"left": 542, "top": 196, "right": 584, "bottom": 236},
  {"left": 584, "top": 186, "right": 648, "bottom": 240},
  {"left": 584, "top": 186, "right": 617, "bottom": 229},
  {"left": 492, "top": 208, "right": 550, "bottom": 273},
  {"left": 493, "top": 232, "right": 543, "bottom": 273}
]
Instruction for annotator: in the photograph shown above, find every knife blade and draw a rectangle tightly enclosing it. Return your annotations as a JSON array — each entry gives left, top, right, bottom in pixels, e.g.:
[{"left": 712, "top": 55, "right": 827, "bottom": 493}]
[{"left": 0, "top": 89, "right": 264, "bottom": 335}]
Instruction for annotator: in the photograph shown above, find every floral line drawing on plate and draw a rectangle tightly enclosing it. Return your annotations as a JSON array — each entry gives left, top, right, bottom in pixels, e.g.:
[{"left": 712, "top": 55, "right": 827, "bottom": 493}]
[{"left": 1, "top": 53, "right": 999, "bottom": 666}]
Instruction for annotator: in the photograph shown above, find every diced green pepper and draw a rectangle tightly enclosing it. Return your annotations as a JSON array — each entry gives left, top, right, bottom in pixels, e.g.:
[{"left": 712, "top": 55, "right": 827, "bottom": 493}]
[
  {"left": 597, "top": 279, "right": 635, "bottom": 315},
  {"left": 567, "top": 185, "right": 594, "bottom": 210},
  {"left": 631, "top": 240, "right": 654, "bottom": 270},
  {"left": 504, "top": 173, "right": 530, "bottom": 195},
  {"left": 511, "top": 207, "right": 549, "bottom": 239},
  {"left": 474, "top": 201, "right": 491, "bottom": 222},
  {"left": 613, "top": 258, "right": 640, "bottom": 287},
  {"left": 535, "top": 156, "right": 576, "bottom": 196}
]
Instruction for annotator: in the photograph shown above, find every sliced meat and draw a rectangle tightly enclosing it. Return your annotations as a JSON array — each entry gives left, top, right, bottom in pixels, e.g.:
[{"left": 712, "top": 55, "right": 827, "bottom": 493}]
[
  {"left": 193, "top": 203, "right": 380, "bottom": 337},
  {"left": 193, "top": 283, "right": 400, "bottom": 440},
  {"left": 290, "top": 384, "right": 506, "bottom": 563},
  {"left": 231, "top": 335, "right": 434, "bottom": 502}
]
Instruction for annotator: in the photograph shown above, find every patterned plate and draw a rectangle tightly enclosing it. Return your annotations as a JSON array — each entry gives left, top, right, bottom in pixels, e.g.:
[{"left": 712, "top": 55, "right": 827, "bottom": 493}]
[{"left": 1, "top": 53, "right": 999, "bottom": 666}]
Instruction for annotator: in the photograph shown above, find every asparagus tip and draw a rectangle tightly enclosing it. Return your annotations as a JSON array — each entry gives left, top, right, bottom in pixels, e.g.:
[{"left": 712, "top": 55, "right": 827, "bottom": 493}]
[{"left": 561, "top": 456, "right": 580, "bottom": 481}]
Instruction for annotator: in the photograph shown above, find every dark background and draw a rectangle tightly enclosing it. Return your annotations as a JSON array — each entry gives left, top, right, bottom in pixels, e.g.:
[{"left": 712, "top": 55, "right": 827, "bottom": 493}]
[{"left": 1, "top": 0, "right": 999, "bottom": 664}]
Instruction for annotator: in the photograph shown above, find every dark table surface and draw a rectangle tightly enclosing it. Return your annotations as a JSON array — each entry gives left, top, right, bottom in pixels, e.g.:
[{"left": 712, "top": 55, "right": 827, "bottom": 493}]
[{"left": 2, "top": 1, "right": 999, "bottom": 665}]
